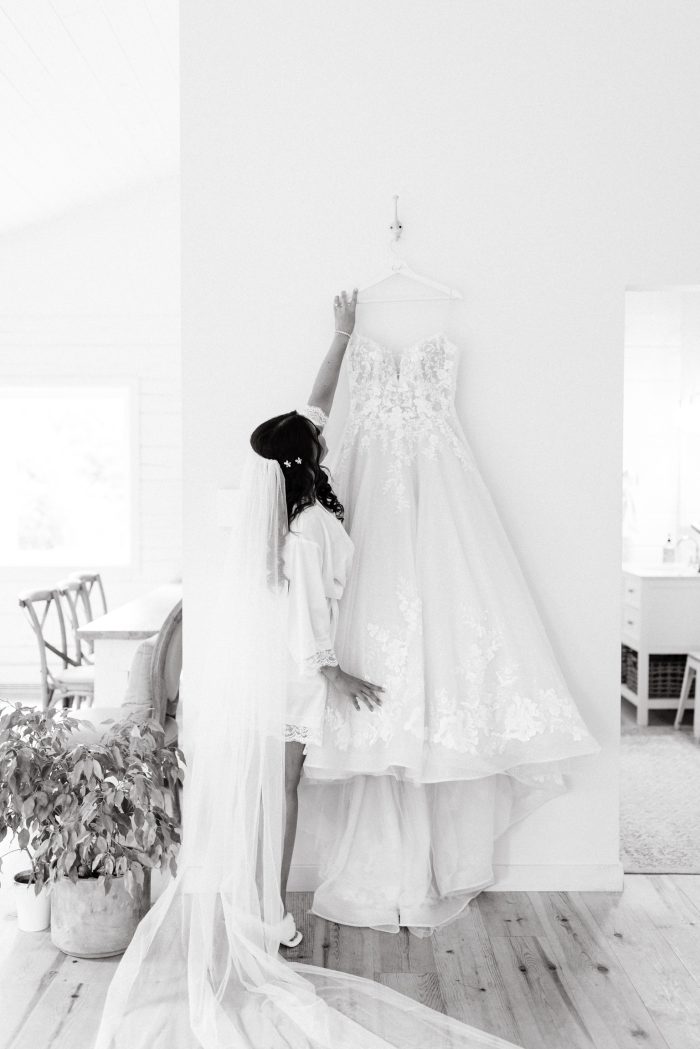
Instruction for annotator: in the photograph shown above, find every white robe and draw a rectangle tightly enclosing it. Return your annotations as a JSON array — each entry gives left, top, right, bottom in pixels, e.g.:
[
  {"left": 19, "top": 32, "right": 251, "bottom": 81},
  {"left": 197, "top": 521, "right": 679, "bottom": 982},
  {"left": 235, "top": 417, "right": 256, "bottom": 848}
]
[{"left": 284, "top": 502, "right": 354, "bottom": 746}]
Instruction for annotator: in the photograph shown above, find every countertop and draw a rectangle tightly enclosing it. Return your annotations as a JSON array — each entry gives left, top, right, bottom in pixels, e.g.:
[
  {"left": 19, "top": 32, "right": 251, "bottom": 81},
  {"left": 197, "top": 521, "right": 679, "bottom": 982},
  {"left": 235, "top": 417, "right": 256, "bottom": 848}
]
[{"left": 623, "top": 561, "right": 700, "bottom": 578}]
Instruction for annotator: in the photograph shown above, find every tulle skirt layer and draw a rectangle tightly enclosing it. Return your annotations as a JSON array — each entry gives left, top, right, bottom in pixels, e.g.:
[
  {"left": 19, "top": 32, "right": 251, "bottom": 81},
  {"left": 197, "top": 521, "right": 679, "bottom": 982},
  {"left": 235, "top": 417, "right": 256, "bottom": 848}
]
[{"left": 303, "top": 414, "right": 600, "bottom": 929}]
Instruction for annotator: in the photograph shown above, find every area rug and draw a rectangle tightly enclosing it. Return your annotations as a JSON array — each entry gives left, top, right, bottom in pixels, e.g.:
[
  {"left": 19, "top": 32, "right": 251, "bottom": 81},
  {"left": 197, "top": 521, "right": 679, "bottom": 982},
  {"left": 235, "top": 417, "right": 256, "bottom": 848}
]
[{"left": 621, "top": 726, "right": 700, "bottom": 873}]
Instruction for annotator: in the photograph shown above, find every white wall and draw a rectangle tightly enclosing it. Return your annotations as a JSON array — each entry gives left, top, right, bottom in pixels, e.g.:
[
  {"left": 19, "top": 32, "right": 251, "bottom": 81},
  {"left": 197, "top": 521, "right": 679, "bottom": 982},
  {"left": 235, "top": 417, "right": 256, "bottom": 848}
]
[
  {"left": 623, "top": 287, "right": 700, "bottom": 563},
  {"left": 0, "top": 177, "right": 181, "bottom": 692},
  {"left": 181, "top": 1, "right": 700, "bottom": 889}
]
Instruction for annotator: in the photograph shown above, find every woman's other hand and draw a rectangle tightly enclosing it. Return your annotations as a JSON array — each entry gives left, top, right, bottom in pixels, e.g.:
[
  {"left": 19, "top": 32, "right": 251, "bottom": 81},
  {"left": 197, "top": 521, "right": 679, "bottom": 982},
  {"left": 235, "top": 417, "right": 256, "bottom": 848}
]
[
  {"left": 333, "top": 288, "right": 358, "bottom": 338},
  {"left": 321, "top": 664, "right": 385, "bottom": 711}
]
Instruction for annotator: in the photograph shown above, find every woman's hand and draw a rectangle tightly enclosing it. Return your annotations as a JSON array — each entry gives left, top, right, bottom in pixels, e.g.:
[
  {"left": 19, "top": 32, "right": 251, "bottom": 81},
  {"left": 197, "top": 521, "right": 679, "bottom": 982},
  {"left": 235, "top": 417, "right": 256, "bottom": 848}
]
[
  {"left": 333, "top": 288, "right": 358, "bottom": 338},
  {"left": 321, "top": 664, "right": 385, "bottom": 712}
]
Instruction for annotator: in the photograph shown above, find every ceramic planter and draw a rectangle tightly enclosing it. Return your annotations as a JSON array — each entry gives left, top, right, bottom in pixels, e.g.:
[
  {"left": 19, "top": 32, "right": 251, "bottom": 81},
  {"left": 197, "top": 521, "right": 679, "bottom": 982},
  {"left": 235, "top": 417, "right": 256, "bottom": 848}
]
[
  {"left": 13, "top": 870, "right": 51, "bottom": 932},
  {"left": 50, "top": 873, "right": 151, "bottom": 958}
]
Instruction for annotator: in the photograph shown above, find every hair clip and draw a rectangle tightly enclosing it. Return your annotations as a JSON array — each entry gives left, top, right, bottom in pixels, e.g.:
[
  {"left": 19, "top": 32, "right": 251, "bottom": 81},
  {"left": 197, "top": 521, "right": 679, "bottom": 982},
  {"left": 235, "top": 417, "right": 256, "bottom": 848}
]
[{"left": 282, "top": 457, "right": 303, "bottom": 468}]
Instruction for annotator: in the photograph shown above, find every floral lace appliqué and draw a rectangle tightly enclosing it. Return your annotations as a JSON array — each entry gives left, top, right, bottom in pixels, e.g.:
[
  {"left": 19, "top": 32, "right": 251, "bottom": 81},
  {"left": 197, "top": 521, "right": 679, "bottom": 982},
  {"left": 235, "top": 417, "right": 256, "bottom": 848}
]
[
  {"left": 324, "top": 577, "right": 424, "bottom": 749},
  {"left": 428, "top": 605, "right": 589, "bottom": 755},
  {"left": 324, "top": 590, "right": 590, "bottom": 758},
  {"left": 336, "top": 333, "right": 476, "bottom": 510}
]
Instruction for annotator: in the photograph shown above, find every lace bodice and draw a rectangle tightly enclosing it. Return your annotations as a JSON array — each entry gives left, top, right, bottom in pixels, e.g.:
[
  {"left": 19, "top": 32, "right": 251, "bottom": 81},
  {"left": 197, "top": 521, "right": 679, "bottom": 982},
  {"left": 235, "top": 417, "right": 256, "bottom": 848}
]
[
  {"left": 347, "top": 330, "right": 457, "bottom": 419},
  {"left": 337, "top": 331, "right": 474, "bottom": 509}
]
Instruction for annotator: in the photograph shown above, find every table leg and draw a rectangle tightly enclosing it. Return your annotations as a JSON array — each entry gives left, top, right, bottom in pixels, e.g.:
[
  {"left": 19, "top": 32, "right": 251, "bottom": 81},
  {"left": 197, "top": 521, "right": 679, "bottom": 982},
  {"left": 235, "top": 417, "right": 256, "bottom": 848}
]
[{"left": 92, "top": 638, "right": 141, "bottom": 707}]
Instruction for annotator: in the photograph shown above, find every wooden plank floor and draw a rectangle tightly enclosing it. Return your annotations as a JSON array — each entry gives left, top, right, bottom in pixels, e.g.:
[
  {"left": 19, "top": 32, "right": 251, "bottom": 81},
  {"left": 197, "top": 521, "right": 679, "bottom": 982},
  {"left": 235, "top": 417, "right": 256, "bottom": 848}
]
[{"left": 1, "top": 876, "right": 699, "bottom": 1049}]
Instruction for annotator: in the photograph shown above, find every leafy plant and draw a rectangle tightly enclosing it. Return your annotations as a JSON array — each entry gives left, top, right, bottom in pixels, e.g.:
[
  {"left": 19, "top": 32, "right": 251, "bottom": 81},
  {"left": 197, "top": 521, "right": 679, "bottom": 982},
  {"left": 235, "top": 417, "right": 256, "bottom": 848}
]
[{"left": 0, "top": 701, "right": 185, "bottom": 898}]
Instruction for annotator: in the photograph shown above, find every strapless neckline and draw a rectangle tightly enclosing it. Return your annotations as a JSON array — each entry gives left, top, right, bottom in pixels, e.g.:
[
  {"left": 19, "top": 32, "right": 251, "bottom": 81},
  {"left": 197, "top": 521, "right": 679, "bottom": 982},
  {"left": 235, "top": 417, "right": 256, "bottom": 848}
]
[
  {"left": 349, "top": 331, "right": 458, "bottom": 379},
  {"left": 350, "top": 330, "right": 458, "bottom": 357}
]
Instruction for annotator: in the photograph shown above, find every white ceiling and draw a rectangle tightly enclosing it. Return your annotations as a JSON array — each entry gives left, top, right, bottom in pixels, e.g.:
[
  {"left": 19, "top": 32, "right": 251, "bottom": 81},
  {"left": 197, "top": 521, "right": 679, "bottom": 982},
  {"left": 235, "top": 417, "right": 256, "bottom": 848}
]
[{"left": 0, "top": 0, "right": 178, "bottom": 234}]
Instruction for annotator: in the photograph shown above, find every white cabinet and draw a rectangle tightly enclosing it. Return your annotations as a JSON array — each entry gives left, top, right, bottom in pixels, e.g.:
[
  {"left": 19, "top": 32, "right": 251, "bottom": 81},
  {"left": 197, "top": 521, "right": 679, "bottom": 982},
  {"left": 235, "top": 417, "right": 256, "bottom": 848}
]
[{"left": 621, "top": 563, "right": 700, "bottom": 725}]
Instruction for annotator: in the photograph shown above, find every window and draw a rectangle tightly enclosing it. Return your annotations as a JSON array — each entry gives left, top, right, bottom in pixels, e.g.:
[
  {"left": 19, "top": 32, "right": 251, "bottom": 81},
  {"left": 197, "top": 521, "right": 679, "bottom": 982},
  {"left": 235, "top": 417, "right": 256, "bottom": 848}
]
[{"left": 0, "top": 386, "right": 132, "bottom": 566}]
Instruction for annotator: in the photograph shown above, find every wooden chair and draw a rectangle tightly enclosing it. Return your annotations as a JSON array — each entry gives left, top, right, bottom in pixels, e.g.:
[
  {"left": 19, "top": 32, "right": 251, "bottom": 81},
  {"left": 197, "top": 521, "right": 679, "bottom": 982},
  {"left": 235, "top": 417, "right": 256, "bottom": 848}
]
[
  {"left": 73, "top": 571, "right": 108, "bottom": 620},
  {"left": 18, "top": 589, "right": 95, "bottom": 710},
  {"left": 56, "top": 577, "right": 94, "bottom": 668},
  {"left": 72, "top": 571, "right": 108, "bottom": 660},
  {"left": 674, "top": 652, "right": 700, "bottom": 741},
  {"left": 150, "top": 600, "right": 183, "bottom": 733},
  {"left": 150, "top": 601, "right": 183, "bottom": 821}
]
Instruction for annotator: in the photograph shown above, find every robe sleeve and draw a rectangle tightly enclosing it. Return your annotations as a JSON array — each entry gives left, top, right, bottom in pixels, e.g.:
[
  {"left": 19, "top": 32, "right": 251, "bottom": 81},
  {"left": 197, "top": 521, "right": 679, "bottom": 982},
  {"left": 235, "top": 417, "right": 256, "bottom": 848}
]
[{"left": 285, "top": 531, "right": 338, "bottom": 676}]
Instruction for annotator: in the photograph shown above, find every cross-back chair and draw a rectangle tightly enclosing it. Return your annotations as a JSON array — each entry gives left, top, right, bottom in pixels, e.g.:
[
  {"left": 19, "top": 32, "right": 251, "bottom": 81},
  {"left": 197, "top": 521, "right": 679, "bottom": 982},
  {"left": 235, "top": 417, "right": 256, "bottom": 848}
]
[
  {"left": 56, "top": 577, "right": 94, "bottom": 666},
  {"left": 74, "top": 571, "right": 108, "bottom": 621},
  {"left": 18, "top": 588, "right": 95, "bottom": 710}
]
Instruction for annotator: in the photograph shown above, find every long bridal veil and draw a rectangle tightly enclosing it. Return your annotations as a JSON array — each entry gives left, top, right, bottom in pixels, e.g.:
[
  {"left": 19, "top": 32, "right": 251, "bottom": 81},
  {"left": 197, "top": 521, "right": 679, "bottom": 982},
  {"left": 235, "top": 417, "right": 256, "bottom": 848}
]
[{"left": 94, "top": 450, "right": 523, "bottom": 1049}]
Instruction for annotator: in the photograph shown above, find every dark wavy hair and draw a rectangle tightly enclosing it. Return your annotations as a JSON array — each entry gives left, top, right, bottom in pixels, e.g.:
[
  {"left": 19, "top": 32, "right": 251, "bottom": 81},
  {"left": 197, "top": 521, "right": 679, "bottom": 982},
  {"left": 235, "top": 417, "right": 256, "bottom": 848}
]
[{"left": 249, "top": 411, "right": 344, "bottom": 527}]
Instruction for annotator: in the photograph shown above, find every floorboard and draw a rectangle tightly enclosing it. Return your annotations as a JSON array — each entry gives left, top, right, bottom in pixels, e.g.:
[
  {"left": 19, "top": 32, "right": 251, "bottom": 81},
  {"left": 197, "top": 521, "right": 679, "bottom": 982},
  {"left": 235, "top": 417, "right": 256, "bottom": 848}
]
[
  {"left": 530, "top": 890, "right": 670, "bottom": 1049},
  {"left": 433, "top": 900, "right": 525, "bottom": 1044},
  {"left": 582, "top": 879, "right": 700, "bottom": 1049},
  {"left": 487, "top": 934, "right": 595, "bottom": 1049},
  {"left": 2, "top": 877, "right": 699, "bottom": 1049}
]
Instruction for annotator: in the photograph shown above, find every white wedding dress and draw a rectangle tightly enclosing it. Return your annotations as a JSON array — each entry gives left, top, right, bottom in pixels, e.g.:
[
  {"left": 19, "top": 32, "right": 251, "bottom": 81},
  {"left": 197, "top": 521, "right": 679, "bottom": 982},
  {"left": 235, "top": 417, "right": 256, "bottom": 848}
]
[{"left": 303, "top": 331, "right": 601, "bottom": 932}]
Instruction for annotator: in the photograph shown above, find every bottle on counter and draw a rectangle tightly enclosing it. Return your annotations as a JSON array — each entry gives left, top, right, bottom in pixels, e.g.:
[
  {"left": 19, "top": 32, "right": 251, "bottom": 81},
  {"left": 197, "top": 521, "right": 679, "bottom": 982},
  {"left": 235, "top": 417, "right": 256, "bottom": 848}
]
[{"left": 662, "top": 533, "right": 675, "bottom": 563}]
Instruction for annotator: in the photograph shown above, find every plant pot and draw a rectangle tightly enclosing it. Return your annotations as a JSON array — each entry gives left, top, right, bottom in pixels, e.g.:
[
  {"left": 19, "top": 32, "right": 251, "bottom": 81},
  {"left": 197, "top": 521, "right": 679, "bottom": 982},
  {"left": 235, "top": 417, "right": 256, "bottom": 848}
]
[
  {"left": 50, "top": 874, "right": 151, "bottom": 959},
  {"left": 13, "top": 871, "right": 51, "bottom": 932}
]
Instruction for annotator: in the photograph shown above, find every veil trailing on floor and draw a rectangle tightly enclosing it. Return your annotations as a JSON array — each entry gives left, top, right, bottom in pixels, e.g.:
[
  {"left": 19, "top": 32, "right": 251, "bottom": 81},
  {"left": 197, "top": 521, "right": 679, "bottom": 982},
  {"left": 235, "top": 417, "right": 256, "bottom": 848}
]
[{"left": 94, "top": 449, "right": 523, "bottom": 1049}]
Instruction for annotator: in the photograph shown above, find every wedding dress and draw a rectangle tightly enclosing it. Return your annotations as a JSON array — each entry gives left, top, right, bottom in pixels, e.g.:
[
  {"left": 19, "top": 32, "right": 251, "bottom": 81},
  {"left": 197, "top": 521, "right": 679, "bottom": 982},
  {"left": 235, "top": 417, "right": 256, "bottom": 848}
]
[{"left": 302, "top": 331, "right": 601, "bottom": 932}]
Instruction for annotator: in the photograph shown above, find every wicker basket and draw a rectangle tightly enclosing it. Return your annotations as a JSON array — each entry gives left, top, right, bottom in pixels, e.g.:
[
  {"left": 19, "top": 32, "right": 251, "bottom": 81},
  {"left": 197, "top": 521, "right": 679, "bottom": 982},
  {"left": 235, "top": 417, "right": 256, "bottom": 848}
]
[{"left": 621, "top": 643, "right": 696, "bottom": 699}]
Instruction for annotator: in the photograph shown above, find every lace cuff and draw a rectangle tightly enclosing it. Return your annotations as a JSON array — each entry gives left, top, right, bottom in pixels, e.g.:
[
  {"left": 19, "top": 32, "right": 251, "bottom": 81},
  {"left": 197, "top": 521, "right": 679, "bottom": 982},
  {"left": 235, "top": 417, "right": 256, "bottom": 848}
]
[
  {"left": 297, "top": 404, "right": 328, "bottom": 432},
  {"left": 302, "top": 648, "right": 338, "bottom": 673},
  {"left": 285, "top": 723, "right": 322, "bottom": 746}
]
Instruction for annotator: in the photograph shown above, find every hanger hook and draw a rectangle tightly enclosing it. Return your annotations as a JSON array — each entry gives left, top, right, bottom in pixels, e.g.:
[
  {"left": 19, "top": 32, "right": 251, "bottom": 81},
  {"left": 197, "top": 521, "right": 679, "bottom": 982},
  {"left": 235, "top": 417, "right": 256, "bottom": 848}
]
[{"left": 389, "top": 194, "right": 402, "bottom": 241}]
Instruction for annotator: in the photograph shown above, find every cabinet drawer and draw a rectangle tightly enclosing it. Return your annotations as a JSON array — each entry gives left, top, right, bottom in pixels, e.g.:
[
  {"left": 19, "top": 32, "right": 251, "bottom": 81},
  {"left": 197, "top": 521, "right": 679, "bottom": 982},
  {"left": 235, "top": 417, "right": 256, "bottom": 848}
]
[
  {"left": 621, "top": 604, "right": 641, "bottom": 639},
  {"left": 622, "top": 573, "right": 641, "bottom": 608}
]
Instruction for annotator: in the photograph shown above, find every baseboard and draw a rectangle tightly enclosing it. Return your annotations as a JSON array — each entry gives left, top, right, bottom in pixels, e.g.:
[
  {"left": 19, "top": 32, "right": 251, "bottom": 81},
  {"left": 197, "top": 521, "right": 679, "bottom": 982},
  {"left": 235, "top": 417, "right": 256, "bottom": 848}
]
[
  {"left": 288, "top": 862, "right": 625, "bottom": 894},
  {"left": 489, "top": 862, "right": 625, "bottom": 891}
]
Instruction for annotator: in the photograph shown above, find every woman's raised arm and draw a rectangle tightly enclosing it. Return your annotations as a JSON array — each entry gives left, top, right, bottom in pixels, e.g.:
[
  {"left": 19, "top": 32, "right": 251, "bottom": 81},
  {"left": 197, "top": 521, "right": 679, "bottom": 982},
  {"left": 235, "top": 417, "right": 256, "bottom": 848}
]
[{"left": 307, "top": 288, "right": 358, "bottom": 418}]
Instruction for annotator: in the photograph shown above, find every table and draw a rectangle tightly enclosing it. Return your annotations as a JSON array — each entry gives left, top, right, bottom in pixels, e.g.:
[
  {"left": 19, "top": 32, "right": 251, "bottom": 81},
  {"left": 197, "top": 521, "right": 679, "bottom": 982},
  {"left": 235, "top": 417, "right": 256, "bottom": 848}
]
[
  {"left": 621, "top": 563, "right": 700, "bottom": 725},
  {"left": 78, "top": 583, "right": 182, "bottom": 707}
]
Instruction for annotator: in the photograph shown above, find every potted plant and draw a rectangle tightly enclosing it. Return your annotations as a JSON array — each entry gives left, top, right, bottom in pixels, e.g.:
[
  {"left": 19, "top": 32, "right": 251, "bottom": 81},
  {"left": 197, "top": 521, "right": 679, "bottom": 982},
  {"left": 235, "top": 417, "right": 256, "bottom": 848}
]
[{"left": 0, "top": 701, "right": 184, "bottom": 956}]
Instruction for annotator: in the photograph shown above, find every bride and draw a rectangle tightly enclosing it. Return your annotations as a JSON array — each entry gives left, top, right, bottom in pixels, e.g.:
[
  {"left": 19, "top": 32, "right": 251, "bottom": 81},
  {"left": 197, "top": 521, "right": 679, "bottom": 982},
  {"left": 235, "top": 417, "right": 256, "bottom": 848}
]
[
  {"left": 249, "top": 287, "right": 385, "bottom": 946},
  {"left": 94, "top": 288, "right": 521, "bottom": 1048}
]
